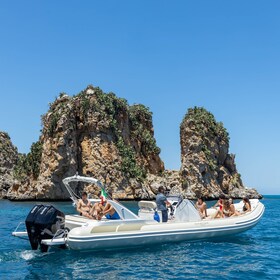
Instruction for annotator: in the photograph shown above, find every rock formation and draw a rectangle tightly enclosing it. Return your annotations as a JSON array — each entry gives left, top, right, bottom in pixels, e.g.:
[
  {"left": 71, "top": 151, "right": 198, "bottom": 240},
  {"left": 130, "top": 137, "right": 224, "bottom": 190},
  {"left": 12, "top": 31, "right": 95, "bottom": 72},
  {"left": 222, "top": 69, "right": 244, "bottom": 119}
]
[
  {"left": 5, "top": 86, "right": 164, "bottom": 200},
  {"left": 179, "top": 107, "right": 260, "bottom": 199},
  {"left": 0, "top": 86, "right": 261, "bottom": 200},
  {"left": 0, "top": 132, "right": 18, "bottom": 198}
]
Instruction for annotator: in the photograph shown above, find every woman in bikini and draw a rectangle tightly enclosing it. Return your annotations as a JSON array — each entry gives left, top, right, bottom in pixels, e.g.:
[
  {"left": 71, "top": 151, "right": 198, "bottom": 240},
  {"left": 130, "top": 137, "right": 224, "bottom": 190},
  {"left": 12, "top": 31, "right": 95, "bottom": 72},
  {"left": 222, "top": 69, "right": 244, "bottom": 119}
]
[
  {"left": 222, "top": 200, "right": 232, "bottom": 217},
  {"left": 212, "top": 194, "right": 225, "bottom": 211},
  {"left": 242, "top": 197, "right": 251, "bottom": 213},
  {"left": 214, "top": 199, "right": 231, "bottom": 218},
  {"left": 229, "top": 198, "right": 240, "bottom": 216}
]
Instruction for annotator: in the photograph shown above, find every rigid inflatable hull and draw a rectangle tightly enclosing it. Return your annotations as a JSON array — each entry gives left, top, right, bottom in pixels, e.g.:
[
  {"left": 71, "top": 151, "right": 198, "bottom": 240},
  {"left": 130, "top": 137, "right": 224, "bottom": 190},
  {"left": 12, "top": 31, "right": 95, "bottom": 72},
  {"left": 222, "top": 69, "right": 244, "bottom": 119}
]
[{"left": 66, "top": 202, "right": 265, "bottom": 251}]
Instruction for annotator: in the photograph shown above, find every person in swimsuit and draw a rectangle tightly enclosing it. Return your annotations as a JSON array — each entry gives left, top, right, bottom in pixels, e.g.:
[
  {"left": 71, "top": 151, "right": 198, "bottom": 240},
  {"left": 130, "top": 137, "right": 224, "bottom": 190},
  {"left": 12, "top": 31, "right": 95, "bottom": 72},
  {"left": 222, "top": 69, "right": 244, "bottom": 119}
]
[
  {"left": 229, "top": 198, "right": 240, "bottom": 216},
  {"left": 242, "top": 197, "right": 251, "bottom": 213},
  {"left": 102, "top": 192, "right": 120, "bottom": 220},
  {"left": 222, "top": 200, "right": 231, "bottom": 217},
  {"left": 196, "top": 197, "right": 207, "bottom": 218},
  {"left": 76, "top": 192, "right": 93, "bottom": 219},
  {"left": 90, "top": 193, "right": 106, "bottom": 220},
  {"left": 214, "top": 198, "right": 232, "bottom": 219},
  {"left": 213, "top": 194, "right": 225, "bottom": 211}
]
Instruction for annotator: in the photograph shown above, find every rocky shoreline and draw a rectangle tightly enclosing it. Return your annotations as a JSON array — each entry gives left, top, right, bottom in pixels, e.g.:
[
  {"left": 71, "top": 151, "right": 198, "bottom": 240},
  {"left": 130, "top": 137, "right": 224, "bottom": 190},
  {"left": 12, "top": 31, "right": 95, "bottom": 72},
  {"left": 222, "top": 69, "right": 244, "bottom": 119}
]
[{"left": 0, "top": 86, "right": 262, "bottom": 201}]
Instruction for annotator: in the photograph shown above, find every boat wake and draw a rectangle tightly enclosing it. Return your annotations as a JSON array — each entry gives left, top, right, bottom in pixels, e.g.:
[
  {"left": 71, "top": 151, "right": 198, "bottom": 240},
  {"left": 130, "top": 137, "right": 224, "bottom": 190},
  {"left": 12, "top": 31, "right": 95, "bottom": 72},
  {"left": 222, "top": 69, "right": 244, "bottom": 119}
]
[
  {"left": 20, "top": 250, "right": 54, "bottom": 261},
  {"left": 20, "top": 250, "right": 38, "bottom": 260}
]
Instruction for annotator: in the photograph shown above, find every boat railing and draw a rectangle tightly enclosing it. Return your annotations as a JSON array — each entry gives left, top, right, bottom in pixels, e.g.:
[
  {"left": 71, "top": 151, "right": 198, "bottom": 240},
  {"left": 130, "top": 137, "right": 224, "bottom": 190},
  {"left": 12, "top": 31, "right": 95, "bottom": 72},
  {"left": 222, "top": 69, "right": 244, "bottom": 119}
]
[
  {"left": 12, "top": 221, "right": 28, "bottom": 239},
  {"left": 49, "top": 228, "right": 69, "bottom": 242}
]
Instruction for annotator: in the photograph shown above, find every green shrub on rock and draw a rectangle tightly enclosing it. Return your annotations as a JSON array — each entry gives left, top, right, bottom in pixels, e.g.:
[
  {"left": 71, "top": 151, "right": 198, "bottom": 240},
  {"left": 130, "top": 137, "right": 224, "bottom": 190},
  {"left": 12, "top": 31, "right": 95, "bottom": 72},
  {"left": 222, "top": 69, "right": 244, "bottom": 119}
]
[
  {"left": 13, "top": 141, "right": 43, "bottom": 180},
  {"left": 181, "top": 106, "right": 229, "bottom": 144},
  {"left": 181, "top": 107, "right": 229, "bottom": 172},
  {"left": 39, "top": 86, "right": 161, "bottom": 181}
]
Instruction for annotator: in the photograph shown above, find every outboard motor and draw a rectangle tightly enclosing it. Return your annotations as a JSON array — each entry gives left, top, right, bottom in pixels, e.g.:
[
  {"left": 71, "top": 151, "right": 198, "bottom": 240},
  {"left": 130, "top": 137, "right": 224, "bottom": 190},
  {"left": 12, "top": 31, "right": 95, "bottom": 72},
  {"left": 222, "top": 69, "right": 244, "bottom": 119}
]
[
  {"left": 25, "top": 205, "right": 45, "bottom": 250},
  {"left": 25, "top": 205, "right": 65, "bottom": 252}
]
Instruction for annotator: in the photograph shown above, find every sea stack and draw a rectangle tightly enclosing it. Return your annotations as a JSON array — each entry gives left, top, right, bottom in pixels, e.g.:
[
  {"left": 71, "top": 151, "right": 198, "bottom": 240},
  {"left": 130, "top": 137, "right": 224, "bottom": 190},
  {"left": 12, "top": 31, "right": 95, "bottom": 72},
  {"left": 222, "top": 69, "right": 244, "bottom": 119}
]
[
  {"left": 180, "top": 107, "right": 261, "bottom": 199},
  {"left": 6, "top": 86, "right": 164, "bottom": 200}
]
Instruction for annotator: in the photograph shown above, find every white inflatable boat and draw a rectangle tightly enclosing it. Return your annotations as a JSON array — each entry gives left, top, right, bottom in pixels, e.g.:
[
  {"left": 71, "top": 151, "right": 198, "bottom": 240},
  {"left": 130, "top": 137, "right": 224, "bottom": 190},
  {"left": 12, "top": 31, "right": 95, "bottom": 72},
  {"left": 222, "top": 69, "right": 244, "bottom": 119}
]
[{"left": 12, "top": 175, "right": 265, "bottom": 252}]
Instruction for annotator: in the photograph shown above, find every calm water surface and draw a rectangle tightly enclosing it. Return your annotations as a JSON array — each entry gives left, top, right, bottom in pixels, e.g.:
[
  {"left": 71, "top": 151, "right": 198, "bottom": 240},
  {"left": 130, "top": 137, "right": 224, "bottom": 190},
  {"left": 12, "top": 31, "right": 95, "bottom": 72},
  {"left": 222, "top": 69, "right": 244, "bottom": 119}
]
[{"left": 0, "top": 196, "right": 279, "bottom": 280}]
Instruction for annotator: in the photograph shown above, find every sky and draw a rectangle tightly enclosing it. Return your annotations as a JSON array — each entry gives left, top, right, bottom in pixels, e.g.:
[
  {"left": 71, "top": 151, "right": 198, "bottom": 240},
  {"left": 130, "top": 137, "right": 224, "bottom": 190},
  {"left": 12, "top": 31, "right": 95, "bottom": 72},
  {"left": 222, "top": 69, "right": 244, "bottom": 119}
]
[{"left": 0, "top": 1, "right": 279, "bottom": 194}]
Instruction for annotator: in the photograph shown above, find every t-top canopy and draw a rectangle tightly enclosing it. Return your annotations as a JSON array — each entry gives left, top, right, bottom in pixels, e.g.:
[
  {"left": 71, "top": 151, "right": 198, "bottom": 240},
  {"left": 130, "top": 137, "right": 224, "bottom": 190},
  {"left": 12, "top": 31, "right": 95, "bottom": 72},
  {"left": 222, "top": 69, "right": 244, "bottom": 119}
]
[
  {"left": 62, "top": 174, "right": 105, "bottom": 203},
  {"left": 62, "top": 174, "right": 140, "bottom": 220}
]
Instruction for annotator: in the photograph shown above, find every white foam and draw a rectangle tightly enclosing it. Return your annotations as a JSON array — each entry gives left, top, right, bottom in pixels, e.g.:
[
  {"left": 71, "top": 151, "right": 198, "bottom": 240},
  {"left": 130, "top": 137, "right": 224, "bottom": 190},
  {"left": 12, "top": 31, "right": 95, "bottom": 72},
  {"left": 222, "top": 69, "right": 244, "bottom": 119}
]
[
  {"left": 20, "top": 250, "right": 37, "bottom": 260},
  {"left": 19, "top": 250, "right": 55, "bottom": 261}
]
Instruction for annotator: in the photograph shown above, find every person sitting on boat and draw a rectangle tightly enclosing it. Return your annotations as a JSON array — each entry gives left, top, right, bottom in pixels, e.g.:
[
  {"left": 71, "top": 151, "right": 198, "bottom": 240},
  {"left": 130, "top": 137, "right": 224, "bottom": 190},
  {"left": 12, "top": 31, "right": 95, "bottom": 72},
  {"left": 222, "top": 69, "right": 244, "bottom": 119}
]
[
  {"left": 76, "top": 192, "right": 93, "bottom": 219},
  {"left": 214, "top": 199, "right": 231, "bottom": 218},
  {"left": 156, "top": 186, "right": 171, "bottom": 222},
  {"left": 212, "top": 194, "right": 226, "bottom": 211},
  {"left": 223, "top": 200, "right": 232, "bottom": 217},
  {"left": 242, "top": 197, "right": 251, "bottom": 213},
  {"left": 196, "top": 197, "right": 207, "bottom": 218},
  {"left": 90, "top": 193, "right": 106, "bottom": 220},
  {"left": 102, "top": 193, "right": 121, "bottom": 220},
  {"left": 229, "top": 198, "right": 240, "bottom": 216}
]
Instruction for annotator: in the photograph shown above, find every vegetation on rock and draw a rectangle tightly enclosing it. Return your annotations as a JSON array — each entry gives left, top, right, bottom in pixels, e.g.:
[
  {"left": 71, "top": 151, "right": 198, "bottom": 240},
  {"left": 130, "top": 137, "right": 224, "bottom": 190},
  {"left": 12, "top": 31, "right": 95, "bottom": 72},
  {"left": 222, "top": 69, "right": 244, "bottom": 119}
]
[
  {"left": 181, "top": 107, "right": 230, "bottom": 171},
  {"left": 13, "top": 141, "right": 43, "bottom": 180},
  {"left": 0, "top": 132, "right": 16, "bottom": 158},
  {"left": 182, "top": 106, "right": 229, "bottom": 144},
  {"left": 75, "top": 87, "right": 149, "bottom": 179},
  {"left": 129, "top": 104, "right": 161, "bottom": 155},
  {"left": 116, "top": 137, "right": 146, "bottom": 179},
  {"left": 41, "top": 85, "right": 161, "bottom": 180}
]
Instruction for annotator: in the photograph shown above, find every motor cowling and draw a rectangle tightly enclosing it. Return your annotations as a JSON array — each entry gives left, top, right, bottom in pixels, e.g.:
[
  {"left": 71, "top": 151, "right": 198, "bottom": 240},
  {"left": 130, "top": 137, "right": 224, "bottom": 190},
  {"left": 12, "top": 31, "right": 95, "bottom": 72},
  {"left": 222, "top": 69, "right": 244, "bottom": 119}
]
[{"left": 25, "top": 205, "right": 65, "bottom": 252}]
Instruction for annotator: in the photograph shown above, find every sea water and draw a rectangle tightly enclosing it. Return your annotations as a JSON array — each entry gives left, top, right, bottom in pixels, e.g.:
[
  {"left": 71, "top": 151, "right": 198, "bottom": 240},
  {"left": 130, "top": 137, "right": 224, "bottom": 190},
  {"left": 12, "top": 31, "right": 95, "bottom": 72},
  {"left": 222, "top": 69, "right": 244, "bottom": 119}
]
[{"left": 0, "top": 196, "right": 279, "bottom": 280}]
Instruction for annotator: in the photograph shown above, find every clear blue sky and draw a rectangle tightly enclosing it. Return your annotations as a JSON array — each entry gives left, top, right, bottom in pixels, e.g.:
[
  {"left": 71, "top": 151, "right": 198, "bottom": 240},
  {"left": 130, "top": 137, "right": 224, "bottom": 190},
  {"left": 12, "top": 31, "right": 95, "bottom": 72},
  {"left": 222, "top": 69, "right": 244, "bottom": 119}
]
[{"left": 0, "top": 1, "right": 279, "bottom": 194}]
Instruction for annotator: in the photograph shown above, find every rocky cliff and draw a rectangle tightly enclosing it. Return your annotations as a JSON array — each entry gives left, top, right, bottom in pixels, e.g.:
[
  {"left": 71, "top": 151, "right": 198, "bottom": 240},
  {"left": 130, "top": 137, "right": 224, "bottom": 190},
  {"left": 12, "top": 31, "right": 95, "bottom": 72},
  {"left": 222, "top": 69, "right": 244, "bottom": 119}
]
[
  {"left": 5, "top": 86, "right": 164, "bottom": 200},
  {"left": 179, "top": 107, "right": 260, "bottom": 199},
  {"left": 0, "top": 86, "right": 261, "bottom": 200},
  {"left": 0, "top": 132, "right": 18, "bottom": 198}
]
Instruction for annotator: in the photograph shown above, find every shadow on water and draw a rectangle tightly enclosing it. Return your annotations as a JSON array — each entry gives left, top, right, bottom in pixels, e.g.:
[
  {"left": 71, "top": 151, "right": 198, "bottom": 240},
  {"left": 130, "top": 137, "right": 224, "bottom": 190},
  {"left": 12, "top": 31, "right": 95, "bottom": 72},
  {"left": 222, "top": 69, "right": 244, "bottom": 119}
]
[{"left": 205, "top": 234, "right": 257, "bottom": 246}]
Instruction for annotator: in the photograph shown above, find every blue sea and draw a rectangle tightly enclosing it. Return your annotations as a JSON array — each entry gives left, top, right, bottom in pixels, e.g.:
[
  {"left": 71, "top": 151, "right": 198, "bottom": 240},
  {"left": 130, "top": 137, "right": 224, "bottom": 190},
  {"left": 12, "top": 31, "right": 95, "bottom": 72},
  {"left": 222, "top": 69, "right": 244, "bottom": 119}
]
[{"left": 0, "top": 196, "right": 279, "bottom": 280}]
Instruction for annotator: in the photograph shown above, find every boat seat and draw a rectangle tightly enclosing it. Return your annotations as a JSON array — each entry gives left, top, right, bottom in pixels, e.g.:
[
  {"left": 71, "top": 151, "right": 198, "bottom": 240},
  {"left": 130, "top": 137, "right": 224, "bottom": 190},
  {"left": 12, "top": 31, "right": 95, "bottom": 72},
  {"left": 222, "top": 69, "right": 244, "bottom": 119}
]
[
  {"left": 66, "top": 215, "right": 96, "bottom": 223},
  {"left": 90, "top": 222, "right": 145, "bottom": 234},
  {"left": 138, "top": 201, "right": 157, "bottom": 210},
  {"left": 91, "top": 225, "right": 118, "bottom": 233},
  {"left": 116, "top": 223, "right": 143, "bottom": 232}
]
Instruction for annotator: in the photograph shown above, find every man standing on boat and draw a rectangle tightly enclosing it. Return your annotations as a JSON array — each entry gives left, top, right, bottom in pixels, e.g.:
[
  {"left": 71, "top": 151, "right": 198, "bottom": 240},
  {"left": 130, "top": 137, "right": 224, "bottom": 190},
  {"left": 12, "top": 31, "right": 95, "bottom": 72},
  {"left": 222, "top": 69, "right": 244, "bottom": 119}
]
[{"left": 156, "top": 186, "right": 171, "bottom": 222}]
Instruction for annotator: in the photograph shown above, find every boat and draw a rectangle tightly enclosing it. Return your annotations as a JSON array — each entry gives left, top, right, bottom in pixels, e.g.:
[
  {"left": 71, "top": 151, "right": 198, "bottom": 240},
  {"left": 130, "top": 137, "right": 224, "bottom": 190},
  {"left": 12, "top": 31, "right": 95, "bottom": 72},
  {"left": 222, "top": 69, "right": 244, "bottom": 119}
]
[{"left": 12, "top": 175, "right": 265, "bottom": 252}]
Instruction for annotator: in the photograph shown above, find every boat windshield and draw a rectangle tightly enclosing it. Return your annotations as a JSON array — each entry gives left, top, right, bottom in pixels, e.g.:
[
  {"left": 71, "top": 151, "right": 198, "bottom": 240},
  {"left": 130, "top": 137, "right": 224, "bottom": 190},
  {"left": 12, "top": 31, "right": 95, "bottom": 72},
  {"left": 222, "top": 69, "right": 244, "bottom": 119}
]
[
  {"left": 175, "top": 199, "right": 201, "bottom": 222},
  {"left": 107, "top": 200, "right": 139, "bottom": 220}
]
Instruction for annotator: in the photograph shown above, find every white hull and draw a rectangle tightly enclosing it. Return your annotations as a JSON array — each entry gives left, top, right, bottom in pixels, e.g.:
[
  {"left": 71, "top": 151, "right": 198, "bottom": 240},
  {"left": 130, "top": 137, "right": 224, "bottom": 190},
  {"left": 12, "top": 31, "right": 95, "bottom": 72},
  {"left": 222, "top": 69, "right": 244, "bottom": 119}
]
[{"left": 61, "top": 200, "right": 264, "bottom": 251}]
